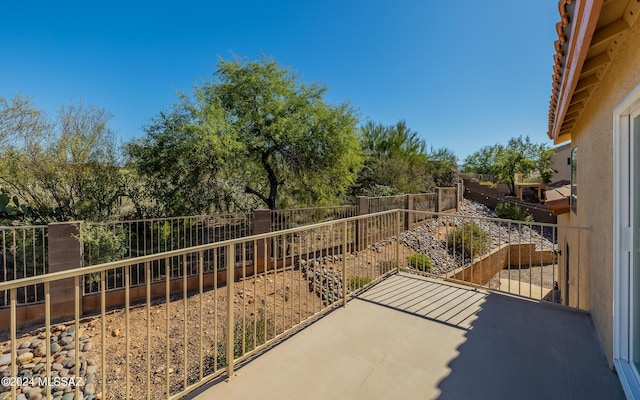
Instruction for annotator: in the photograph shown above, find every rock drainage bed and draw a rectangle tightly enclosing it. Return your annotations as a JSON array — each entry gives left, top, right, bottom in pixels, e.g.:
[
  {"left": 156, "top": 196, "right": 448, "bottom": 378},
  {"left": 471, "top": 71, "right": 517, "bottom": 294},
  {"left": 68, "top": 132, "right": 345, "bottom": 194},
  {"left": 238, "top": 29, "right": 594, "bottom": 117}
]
[
  {"left": 0, "top": 325, "right": 97, "bottom": 400},
  {"left": 400, "top": 200, "right": 557, "bottom": 275}
]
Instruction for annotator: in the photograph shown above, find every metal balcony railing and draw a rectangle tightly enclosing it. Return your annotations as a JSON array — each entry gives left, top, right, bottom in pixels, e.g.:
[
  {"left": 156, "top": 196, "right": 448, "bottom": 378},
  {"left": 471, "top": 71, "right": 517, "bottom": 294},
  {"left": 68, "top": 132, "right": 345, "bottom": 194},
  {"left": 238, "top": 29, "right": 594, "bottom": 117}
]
[{"left": 0, "top": 209, "right": 588, "bottom": 399}]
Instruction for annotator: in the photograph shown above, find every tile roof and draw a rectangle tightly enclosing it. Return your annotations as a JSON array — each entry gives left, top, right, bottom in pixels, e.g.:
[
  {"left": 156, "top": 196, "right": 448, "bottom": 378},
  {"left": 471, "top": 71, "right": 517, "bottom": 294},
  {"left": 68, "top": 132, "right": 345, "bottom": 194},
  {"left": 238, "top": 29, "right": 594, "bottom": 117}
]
[{"left": 547, "top": 0, "right": 640, "bottom": 144}]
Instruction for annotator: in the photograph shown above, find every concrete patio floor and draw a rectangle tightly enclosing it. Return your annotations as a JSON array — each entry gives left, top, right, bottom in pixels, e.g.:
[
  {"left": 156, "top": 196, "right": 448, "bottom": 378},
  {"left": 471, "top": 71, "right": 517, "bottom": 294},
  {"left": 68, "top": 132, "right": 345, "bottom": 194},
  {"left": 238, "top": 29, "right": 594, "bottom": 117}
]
[{"left": 190, "top": 273, "right": 625, "bottom": 400}]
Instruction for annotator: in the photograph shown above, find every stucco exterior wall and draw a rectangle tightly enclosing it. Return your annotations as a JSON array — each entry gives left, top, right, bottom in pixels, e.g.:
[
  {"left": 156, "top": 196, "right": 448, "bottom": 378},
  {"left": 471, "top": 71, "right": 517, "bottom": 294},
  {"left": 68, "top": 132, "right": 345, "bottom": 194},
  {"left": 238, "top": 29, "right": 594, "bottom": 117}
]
[
  {"left": 566, "top": 20, "right": 640, "bottom": 367},
  {"left": 550, "top": 143, "right": 571, "bottom": 184}
]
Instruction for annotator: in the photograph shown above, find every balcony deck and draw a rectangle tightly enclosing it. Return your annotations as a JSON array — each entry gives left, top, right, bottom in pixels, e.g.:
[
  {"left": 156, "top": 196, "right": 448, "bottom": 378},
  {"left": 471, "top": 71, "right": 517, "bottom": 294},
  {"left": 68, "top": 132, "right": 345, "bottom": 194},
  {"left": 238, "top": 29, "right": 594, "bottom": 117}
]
[{"left": 190, "top": 273, "right": 624, "bottom": 400}]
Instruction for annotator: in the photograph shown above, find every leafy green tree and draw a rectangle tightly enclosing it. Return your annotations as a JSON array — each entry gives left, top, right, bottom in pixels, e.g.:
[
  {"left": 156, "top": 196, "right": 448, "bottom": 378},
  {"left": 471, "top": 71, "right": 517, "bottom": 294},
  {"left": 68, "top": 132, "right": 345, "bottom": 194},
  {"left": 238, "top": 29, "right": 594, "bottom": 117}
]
[
  {"left": 0, "top": 96, "right": 47, "bottom": 147},
  {"left": 537, "top": 147, "right": 555, "bottom": 185},
  {"left": 463, "top": 135, "right": 553, "bottom": 195},
  {"left": 128, "top": 56, "right": 363, "bottom": 212},
  {"left": 354, "top": 120, "right": 435, "bottom": 195},
  {"left": 126, "top": 107, "right": 242, "bottom": 216},
  {"left": 462, "top": 145, "right": 498, "bottom": 175},
  {"left": 0, "top": 96, "right": 124, "bottom": 222},
  {"left": 360, "top": 120, "right": 426, "bottom": 161},
  {"left": 354, "top": 156, "right": 434, "bottom": 196},
  {"left": 427, "top": 147, "right": 458, "bottom": 187}
]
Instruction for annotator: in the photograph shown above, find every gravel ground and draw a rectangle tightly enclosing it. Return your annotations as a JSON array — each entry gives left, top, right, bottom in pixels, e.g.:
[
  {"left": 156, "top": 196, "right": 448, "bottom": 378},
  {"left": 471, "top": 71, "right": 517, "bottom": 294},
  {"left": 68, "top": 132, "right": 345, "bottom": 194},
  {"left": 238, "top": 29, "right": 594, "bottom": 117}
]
[{"left": 400, "top": 200, "right": 558, "bottom": 275}]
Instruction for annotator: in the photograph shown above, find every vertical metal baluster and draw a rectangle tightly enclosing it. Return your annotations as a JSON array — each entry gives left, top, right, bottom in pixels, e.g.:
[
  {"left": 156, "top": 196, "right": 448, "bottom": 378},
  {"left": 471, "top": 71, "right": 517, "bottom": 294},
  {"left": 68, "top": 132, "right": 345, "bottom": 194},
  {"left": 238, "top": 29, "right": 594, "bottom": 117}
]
[
  {"left": 282, "top": 233, "right": 295, "bottom": 324},
  {"left": 297, "top": 233, "right": 302, "bottom": 324},
  {"left": 305, "top": 230, "right": 310, "bottom": 318},
  {"left": 124, "top": 267, "right": 130, "bottom": 399},
  {"left": 32, "top": 228, "right": 36, "bottom": 301},
  {"left": 183, "top": 253, "right": 188, "bottom": 391},
  {"left": 460, "top": 216, "right": 466, "bottom": 282},
  {"left": 508, "top": 221, "right": 512, "bottom": 293},
  {"left": 263, "top": 239, "right": 268, "bottom": 344},
  {"left": 529, "top": 222, "right": 533, "bottom": 297},
  {"left": 497, "top": 219, "right": 503, "bottom": 291},
  {"left": 343, "top": 221, "right": 348, "bottom": 306},
  {"left": 518, "top": 221, "right": 523, "bottom": 296},
  {"left": 12, "top": 233, "right": 17, "bottom": 299},
  {"left": 226, "top": 244, "right": 235, "bottom": 378},
  {"left": 74, "top": 276, "right": 81, "bottom": 399},
  {"left": 539, "top": 225, "right": 544, "bottom": 299},
  {"left": 22, "top": 229, "right": 26, "bottom": 303},
  {"left": 144, "top": 221, "right": 148, "bottom": 258},
  {"left": 165, "top": 256, "right": 170, "bottom": 397},
  {"left": 44, "top": 281, "right": 51, "bottom": 399},
  {"left": 273, "top": 236, "right": 277, "bottom": 333},
  {"left": 101, "top": 270, "right": 106, "bottom": 399},
  {"left": 199, "top": 251, "right": 204, "bottom": 382},
  {"left": 242, "top": 242, "right": 246, "bottom": 355},
  {"left": 252, "top": 240, "right": 257, "bottom": 354},
  {"left": 2, "top": 230, "right": 5, "bottom": 306},
  {"left": 213, "top": 248, "right": 218, "bottom": 372},
  {"left": 10, "top": 287, "right": 17, "bottom": 400},
  {"left": 146, "top": 261, "right": 151, "bottom": 400},
  {"left": 282, "top": 234, "right": 287, "bottom": 327}
]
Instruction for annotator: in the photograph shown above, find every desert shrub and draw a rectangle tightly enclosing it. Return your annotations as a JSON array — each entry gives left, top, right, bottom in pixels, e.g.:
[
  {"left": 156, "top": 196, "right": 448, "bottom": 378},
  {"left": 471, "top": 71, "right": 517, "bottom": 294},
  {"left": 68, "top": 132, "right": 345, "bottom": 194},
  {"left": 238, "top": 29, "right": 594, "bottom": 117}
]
[
  {"left": 494, "top": 201, "right": 533, "bottom": 222},
  {"left": 447, "top": 224, "right": 490, "bottom": 258},
  {"left": 81, "top": 223, "right": 128, "bottom": 265},
  {"left": 348, "top": 276, "right": 372, "bottom": 291},
  {"left": 408, "top": 254, "right": 433, "bottom": 272},
  {"left": 80, "top": 223, "right": 128, "bottom": 293}
]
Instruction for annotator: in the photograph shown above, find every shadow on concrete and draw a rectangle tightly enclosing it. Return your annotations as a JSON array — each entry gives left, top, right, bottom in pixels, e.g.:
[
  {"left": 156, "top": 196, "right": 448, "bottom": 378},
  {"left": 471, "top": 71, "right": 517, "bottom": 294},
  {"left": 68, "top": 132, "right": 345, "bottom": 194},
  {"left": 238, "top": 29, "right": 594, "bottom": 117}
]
[
  {"left": 435, "top": 293, "right": 625, "bottom": 400},
  {"left": 358, "top": 274, "right": 624, "bottom": 399},
  {"left": 358, "top": 273, "right": 488, "bottom": 330},
  {"left": 187, "top": 273, "right": 624, "bottom": 400}
]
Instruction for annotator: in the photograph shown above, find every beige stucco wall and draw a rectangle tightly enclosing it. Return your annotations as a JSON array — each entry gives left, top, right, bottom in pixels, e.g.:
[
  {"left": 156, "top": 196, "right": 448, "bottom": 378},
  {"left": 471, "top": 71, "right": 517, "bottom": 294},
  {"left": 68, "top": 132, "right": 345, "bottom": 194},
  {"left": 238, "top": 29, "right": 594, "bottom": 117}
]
[
  {"left": 563, "top": 20, "right": 640, "bottom": 367},
  {"left": 550, "top": 143, "right": 571, "bottom": 184}
]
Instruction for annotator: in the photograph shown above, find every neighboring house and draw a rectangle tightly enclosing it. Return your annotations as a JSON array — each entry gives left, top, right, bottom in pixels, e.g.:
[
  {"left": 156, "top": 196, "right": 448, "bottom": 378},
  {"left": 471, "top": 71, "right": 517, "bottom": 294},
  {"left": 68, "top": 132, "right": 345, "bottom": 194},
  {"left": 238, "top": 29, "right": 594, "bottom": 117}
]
[
  {"left": 547, "top": 0, "right": 640, "bottom": 397},
  {"left": 549, "top": 142, "right": 571, "bottom": 185}
]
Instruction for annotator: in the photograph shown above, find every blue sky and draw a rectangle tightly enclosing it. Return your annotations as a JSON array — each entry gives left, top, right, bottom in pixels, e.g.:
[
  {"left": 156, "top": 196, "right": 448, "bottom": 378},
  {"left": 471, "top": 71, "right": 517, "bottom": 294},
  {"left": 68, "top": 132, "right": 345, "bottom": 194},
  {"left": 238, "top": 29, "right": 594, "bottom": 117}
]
[{"left": 0, "top": 1, "right": 559, "bottom": 162}]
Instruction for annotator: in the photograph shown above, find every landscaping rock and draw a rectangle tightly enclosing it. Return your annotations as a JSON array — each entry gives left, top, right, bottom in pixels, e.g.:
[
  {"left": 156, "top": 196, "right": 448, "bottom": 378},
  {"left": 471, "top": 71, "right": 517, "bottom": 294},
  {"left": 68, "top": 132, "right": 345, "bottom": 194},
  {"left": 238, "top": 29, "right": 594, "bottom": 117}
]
[
  {"left": 17, "top": 352, "right": 34, "bottom": 364},
  {"left": 0, "top": 354, "right": 11, "bottom": 367}
]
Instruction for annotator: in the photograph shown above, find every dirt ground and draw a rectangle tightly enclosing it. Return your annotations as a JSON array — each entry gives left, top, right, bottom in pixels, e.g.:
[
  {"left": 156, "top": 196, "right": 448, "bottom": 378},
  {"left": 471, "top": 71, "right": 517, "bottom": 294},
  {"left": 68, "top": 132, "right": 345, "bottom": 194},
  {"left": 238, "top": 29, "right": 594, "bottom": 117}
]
[
  {"left": 1, "top": 243, "right": 417, "bottom": 400},
  {"left": 2, "top": 219, "right": 561, "bottom": 399}
]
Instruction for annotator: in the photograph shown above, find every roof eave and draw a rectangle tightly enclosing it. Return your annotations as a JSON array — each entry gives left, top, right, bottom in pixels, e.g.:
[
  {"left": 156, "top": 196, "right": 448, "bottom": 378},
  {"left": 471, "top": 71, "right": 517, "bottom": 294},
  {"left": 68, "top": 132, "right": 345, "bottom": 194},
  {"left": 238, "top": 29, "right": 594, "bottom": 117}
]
[{"left": 549, "top": 0, "right": 604, "bottom": 143}]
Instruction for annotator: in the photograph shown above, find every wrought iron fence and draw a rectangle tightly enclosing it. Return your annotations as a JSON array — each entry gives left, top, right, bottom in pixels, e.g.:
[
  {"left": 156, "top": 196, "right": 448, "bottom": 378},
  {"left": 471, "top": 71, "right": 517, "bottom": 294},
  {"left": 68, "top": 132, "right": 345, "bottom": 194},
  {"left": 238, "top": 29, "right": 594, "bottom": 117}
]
[
  {"left": 399, "top": 210, "right": 589, "bottom": 309},
  {"left": 270, "top": 205, "right": 358, "bottom": 232},
  {"left": 0, "top": 225, "right": 47, "bottom": 307},
  {"left": 413, "top": 193, "right": 437, "bottom": 212},
  {"left": 0, "top": 210, "right": 401, "bottom": 399},
  {"left": 83, "top": 213, "right": 253, "bottom": 294},
  {"left": 0, "top": 209, "right": 590, "bottom": 399},
  {"left": 368, "top": 195, "right": 406, "bottom": 213},
  {"left": 439, "top": 188, "right": 458, "bottom": 212}
]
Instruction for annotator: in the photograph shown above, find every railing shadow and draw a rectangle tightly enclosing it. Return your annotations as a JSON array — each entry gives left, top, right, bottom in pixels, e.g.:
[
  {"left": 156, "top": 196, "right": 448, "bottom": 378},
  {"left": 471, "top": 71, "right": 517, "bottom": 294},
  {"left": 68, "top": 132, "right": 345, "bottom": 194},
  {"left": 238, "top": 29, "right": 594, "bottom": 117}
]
[
  {"left": 434, "top": 290, "right": 624, "bottom": 400},
  {"left": 357, "top": 273, "right": 488, "bottom": 331}
]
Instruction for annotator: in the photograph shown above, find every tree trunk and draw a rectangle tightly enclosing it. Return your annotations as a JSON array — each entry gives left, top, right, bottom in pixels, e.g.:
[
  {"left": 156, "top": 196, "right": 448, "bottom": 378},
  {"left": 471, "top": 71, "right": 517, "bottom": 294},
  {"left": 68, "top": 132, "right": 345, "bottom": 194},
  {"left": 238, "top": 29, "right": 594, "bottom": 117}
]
[{"left": 245, "top": 151, "right": 281, "bottom": 210}]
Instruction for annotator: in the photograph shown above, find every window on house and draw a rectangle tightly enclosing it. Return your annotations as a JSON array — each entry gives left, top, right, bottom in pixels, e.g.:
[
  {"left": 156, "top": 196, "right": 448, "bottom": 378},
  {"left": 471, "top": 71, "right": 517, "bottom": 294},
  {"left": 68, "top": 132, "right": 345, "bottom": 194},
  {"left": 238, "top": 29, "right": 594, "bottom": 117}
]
[{"left": 571, "top": 147, "right": 577, "bottom": 214}]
